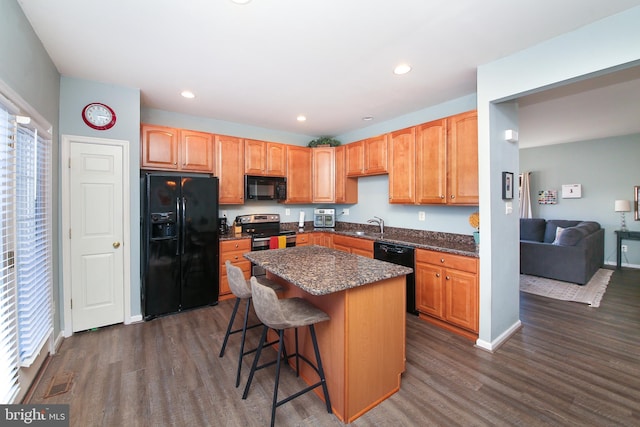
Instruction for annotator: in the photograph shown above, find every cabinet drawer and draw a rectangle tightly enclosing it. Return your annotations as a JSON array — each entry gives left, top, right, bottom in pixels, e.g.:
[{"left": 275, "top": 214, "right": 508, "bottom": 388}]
[
  {"left": 416, "top": 249, "right": 477, "bottom": 273},
  {"left": 220, "top": 238, "right": 251, "bottom": 253},
  {"left": 296, "top": 233, "right": 311, "bottom": 246}
]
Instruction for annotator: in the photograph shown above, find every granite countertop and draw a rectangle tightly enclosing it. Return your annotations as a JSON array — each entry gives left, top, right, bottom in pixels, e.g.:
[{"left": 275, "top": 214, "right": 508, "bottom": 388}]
[
  {"left": 244, "top": 245, "right": 413, "bottom": 296},
  {"left": 220, "top": 222, "right": 479, "bottom": 258}
]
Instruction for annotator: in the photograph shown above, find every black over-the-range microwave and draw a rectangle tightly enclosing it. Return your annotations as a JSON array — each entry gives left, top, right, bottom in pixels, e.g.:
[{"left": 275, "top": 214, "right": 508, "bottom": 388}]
[{"left": 245, "top": 175, "right": 287, "bottom": 201}]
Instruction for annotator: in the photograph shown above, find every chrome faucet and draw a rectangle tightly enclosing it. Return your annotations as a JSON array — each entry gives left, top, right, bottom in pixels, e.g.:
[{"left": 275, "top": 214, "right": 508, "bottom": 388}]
[{"left": 367, "top": 216, "right": 384, "bottom": 234}]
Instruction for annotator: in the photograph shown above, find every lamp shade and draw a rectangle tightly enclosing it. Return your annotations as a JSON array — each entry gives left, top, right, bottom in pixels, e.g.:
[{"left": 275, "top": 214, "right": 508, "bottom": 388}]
[{"left": 614, "top": 199, "right": 631, "bottom": 212}]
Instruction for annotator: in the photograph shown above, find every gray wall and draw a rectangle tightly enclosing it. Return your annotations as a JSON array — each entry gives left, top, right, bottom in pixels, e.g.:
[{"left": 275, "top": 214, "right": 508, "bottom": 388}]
[
  {"left": 59, "top": 76, "right": 142, "bottom": 318},
  {"left": 0, "top": 0, "right": 62, "bottom": 334},
  {"left": 520, "top": 134, "right": 640, "bottom": 267}
]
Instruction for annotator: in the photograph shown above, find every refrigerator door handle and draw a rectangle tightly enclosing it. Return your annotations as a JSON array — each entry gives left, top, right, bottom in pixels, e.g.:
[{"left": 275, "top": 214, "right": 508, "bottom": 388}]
[
  {"left": 181, "top": 197, "right": 187, "bottom": 255},
  {"left": 175, "top": 197, "right": 181, "bottom": 256}
]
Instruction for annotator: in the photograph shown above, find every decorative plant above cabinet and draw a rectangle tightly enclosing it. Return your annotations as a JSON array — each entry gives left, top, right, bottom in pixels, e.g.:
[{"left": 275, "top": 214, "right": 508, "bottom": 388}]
[{"left": 308, "top": 136, "right": 341, "bottom": 147}]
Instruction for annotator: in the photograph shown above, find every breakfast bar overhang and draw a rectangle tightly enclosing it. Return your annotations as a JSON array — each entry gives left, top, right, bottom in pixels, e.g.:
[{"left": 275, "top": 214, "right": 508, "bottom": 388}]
[{"left": 244, "top": 245, "right": 413, "bottom": 423}]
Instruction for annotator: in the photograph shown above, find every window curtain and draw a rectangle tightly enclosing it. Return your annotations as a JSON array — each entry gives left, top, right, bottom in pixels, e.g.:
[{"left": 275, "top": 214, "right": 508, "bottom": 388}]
[{"left": 519, "top": 171, "right": 532, "bottom": 218}]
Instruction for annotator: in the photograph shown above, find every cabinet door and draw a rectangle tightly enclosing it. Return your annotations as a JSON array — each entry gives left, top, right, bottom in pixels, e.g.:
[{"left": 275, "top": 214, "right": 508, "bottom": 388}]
[
  {"left": 415, "top": 119, "right": 447, "bottom": 204},
  {"left": 181, "top": 130, "right": 214, "bottom": 172},
  {"left": 346, "top": 140, "right": 364, "bottom": 176},
  {"left": 335, "top": 145, "right": 358, "bottom": 204},
  {"left": 415, "top": 261, "right": 445, "bottom": 318},
  {"left": 286, "top": 146, "right": 312, "bottom": 203},
  {"left": 216, "top": 135, "right": 245, "bottom": 204},
  {"left": 388, "top": 127, "right": 416, "bottom": 204},
  {"left": 312, "top": 147, "right": 335, "bottom": 203},
  {"left": 364, "top": 134, "right": 388, "bottom": 175},
  {"left": 444, "top": 269, "right": 478, "bottom": 332},
  {"left": 313, "top": 233, "right": 332, "bottom": 247},
  {"left": 141, "top": 124, "right": 179, "bottom": 170},
  {"left": 244, "top": 139, "right": 266, "bottom": 175},
  {"left": 266, "top": 142, "right": 287, "bottom": 176},
  {"left": 447, "top": 110, "right": 478, "bottom": 205}
]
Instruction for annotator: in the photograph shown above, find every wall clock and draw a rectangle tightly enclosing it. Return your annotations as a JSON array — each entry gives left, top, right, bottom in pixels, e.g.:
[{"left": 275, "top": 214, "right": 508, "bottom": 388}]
[{"left": 82, "top": 102, "right": 116, "bottom": 130}]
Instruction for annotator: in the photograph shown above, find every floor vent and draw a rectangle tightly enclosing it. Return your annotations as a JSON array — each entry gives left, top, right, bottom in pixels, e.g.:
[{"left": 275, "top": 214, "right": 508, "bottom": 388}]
[{"left": 43, "top": 372, "right": 74, "bottom": 398}]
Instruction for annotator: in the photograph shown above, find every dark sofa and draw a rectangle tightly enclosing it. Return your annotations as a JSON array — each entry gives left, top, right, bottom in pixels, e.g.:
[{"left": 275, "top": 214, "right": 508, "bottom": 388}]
[{"left": 520, "top": 219, "right": 605, "bottom": 285}]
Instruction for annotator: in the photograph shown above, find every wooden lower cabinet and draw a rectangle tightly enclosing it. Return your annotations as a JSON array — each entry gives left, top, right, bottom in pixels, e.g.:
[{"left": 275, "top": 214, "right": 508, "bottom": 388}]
[
  {"left": 415, "top": 248, "right": 478, "bottom": 339},
  {"left": 312, "top": 232, "right": 332, "bottom": 247},
  {"left": 219, "top": 238, "right": 251, "bottom": 300},
  {"left": 295, "top": 233, "right": 312, "bottom": 246},
  {"left": 332, "top": 235, "right": 373, "bottom": 258}
]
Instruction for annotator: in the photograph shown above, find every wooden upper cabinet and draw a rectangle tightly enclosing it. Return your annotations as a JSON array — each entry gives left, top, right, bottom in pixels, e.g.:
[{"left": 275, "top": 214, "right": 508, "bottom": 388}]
[
  {"left": 285, "top": 146, "right": 312, "bottom": 203},
  {"left": 180, "top": 129, "right": 214, "bottom": 172},
  {"left": 416, "top": 119, "right": 447, "bottom": 204},
  {"left": 346, "top": 135, "right": 388, "bottom": 176},
  {"left": 346, "top": 141, "right": 364, "bottom": 176},
  {"left": 141, "top": 124, "right": 179, "bottom": 170},
  {"left": 216, "top": 134, "right": 245, "bottom": 205},
  {"left": 447, "top": 110, "right": 478, "bottom": 205},
  {"left": 244, "top": 139, "right": 266, "bottom": 175},
  {"left": 335, "top": 145, "right": 358, "bottom": 204},
  {"left": 364, "top": 134, "right": 388, "bottom": 175},
  {"left": 244, "top": 139, "right": 287, "bottom": 176},
  {"left": 388, "top": 126, "right": 416, "bottom": 204},
  {"left": 141, "top": 124, "right": 214, "bottom": 173},
  {"left": 312, "top": 147, "right": 335, "bottom": 203},
  {"left": 266, "top": 142, "right": 287, "bottom": 176}
]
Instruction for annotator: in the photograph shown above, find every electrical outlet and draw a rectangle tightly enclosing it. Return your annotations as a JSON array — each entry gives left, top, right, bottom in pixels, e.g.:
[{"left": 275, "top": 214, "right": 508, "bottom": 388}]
[
  {"left": 221, "top": 210, "right": 227, "bottom": 218},
  {"left": 285, "top": 208, "right": 290, "bottom": 216},
  {"left": 621, "top": 245, "right": 628, "bottom": 252},
  {"left": 343, "top": 209, "right": 349, "bottom": 216},
  {"left": 418, "top": 211, "right": 426, "bottom": 221}
]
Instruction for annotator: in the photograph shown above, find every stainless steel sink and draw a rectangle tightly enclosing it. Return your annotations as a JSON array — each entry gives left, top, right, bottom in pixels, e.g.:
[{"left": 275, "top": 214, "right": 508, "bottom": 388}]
[{"left": 354, "top": 231, "right": 367, "bottom": 236}]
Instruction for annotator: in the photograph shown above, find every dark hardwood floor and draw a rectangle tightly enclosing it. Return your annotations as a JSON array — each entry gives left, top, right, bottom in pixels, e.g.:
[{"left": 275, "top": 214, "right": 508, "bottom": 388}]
[{"left": 28, "top": 268, "right": 640, "bottom": 426}]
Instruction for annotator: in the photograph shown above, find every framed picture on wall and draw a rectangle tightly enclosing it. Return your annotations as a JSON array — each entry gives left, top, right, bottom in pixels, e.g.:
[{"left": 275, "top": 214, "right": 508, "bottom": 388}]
[{"left": 502, "top": 172, "right": 514, "bottom": 200}]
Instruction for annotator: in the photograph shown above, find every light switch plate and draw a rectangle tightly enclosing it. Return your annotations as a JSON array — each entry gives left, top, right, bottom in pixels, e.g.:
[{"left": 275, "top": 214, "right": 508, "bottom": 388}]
[
  {"left": 285, "top": 208, "right": 290, "bottom": 216},
  {"left": 505, "top": 201, "right": 513, "bottom": 214},
  {"left": 343, "top": 209, "right": 349, "bottom": 216},
  {"left": 418, "top": 211, "right": 426, "bottom": 221}
]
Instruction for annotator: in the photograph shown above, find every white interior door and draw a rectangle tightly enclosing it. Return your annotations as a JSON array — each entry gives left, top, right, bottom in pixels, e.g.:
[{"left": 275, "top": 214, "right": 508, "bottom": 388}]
[{"left": 69, "top": 141, "right": 125, "bottom": 332}]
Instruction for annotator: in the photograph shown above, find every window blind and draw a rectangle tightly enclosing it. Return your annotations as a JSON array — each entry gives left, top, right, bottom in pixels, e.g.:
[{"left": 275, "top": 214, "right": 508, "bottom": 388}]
[
  {"left": 15, "top": 125, "right": 52, "bottom": 367},
  {"left": 0, "top": 104, "right": 19, "bottom": 403}
]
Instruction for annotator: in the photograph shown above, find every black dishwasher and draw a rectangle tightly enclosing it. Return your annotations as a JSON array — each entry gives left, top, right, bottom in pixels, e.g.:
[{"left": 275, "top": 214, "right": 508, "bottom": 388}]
[{"left": 374, "top": 242, "right": 417, "bottom": 315}]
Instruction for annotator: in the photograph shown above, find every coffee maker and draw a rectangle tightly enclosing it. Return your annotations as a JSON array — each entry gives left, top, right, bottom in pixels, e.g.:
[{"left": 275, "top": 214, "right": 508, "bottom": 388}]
[{"left": 218, "top": 216, "right": 229, "bottom": 234}]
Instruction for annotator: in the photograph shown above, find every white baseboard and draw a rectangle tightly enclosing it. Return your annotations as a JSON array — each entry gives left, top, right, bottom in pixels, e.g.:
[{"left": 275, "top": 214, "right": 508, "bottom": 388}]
[
  {"left": 126, "top": 314, "right": 143, "bottom": 324},
  {"left": 52, "top": 330, "right": 65, "bottom": 355},
  {"left": 475, "top": 320, "right": 523, "bottom": 353},
  {"left": 604, "top": 260, "right": 640, "bottom": 269}
]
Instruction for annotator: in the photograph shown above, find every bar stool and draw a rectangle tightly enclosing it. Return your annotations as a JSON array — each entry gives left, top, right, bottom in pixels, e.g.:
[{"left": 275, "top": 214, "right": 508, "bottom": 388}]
[
  {"left": 219, "top": 260, "right": 283, "bottom": 387},
  {"left": 242, "top": 276, "right": 332, "bottom": 427}
]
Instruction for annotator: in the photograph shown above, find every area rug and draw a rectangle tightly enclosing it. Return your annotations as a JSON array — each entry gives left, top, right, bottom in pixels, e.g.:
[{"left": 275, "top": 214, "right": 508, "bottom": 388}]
[{"left": 519, "top": 269, "right": 613, "bottom": 307}]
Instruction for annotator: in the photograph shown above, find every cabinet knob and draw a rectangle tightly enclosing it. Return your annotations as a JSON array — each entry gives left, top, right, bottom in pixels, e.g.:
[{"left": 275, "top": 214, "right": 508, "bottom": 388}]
[
  {"left": 234, "top": 256, "right": 239, "bottom": 260},
  {"left": 450, "top": 195, "right": 455, "bottom": 199},
  {"left": 440, "top": 195, "right": 445, "bottom": 199},
  {"left": 235, "top": 243, "right": 239, "bottom": 248},
  {"left": 440, "top": 258, "right": 445, "bottom": 263},
  {"left": 173, "top": 162, "right": 177, "bottom": 165},
  {"left": 435, "top": 273, "right": 440, "bottom": 278},
  {"left": 446, "top": 276, "right": 451, "bottom": 280}
]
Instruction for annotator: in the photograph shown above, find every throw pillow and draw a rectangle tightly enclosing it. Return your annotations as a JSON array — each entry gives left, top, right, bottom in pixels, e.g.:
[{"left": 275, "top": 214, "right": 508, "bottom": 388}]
[
  {"left": 552, "top": 226, "right": 565, "bottom": 245},
  {"left": 557, "top": 226, "right": 588, "bottom": 246}
]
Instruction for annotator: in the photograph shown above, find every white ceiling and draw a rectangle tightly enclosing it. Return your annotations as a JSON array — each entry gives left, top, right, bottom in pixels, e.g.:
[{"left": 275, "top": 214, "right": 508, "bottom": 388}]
[{"left": 17, "top": 0, "right": 640, "bottom": 144}]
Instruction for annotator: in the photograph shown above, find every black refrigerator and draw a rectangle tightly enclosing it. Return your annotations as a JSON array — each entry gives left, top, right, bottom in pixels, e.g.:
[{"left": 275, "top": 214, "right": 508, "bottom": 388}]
[{"left": 141, "top": 173, "right": 219, "bottom": 320}]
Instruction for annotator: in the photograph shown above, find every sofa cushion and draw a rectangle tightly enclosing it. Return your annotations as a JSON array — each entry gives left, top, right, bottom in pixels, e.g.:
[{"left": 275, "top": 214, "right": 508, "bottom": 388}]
[
  {"left": 544, "top": 220, "right": 581, "bottom": 243},
  {"left": 520, "top": 218, "right": 546, "bottom": 242},
  {"left": 556, "top": 226, "right": 589, "bottom": 246},
  {"left": 575, "top": 221, "right": 601, "bottom": 234}
]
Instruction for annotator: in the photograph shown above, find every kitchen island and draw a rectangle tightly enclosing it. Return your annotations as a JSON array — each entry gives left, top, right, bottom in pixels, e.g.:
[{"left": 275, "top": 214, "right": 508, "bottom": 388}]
[{"left": 244, "top": 245, "right": 413, "bottom": 423}]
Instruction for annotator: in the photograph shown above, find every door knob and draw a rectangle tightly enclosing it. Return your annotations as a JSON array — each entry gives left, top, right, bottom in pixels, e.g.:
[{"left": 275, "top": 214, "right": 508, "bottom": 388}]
[{"left": 113, "top": 242, "right": 121, "bottom": 248}]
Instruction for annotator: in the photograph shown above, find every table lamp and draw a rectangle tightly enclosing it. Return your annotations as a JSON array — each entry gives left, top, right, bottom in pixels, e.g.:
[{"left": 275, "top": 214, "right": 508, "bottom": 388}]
[{"left": 614, "top": 199, "right": 631, "bottom": 231}]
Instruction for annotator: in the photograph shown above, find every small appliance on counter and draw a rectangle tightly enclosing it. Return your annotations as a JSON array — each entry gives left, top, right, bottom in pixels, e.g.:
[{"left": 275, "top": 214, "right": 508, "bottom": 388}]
[
  {"left": 218, "top": 216, "right": 229, "bottom": 234},
  {"left": 313, "top": 208, "right": 335, "bottom": 228}
]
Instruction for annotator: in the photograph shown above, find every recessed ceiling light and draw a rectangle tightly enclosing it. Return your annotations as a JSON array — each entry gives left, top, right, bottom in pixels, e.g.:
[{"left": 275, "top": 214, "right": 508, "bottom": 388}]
[
  {"left": 393, "top": 64, "right": 412, "bottom": 75},
  {"left": 230, "top": 0, "right": 252, "bottom": 4},
  {"left": 362, "top": 116, "right": 374, "bottom": 121},
  {"left": 297, "top": 115, "right": 307, "bottom": 122},
  {"left": 181, "top": 90, "right": 195, "bottom": 99}
]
